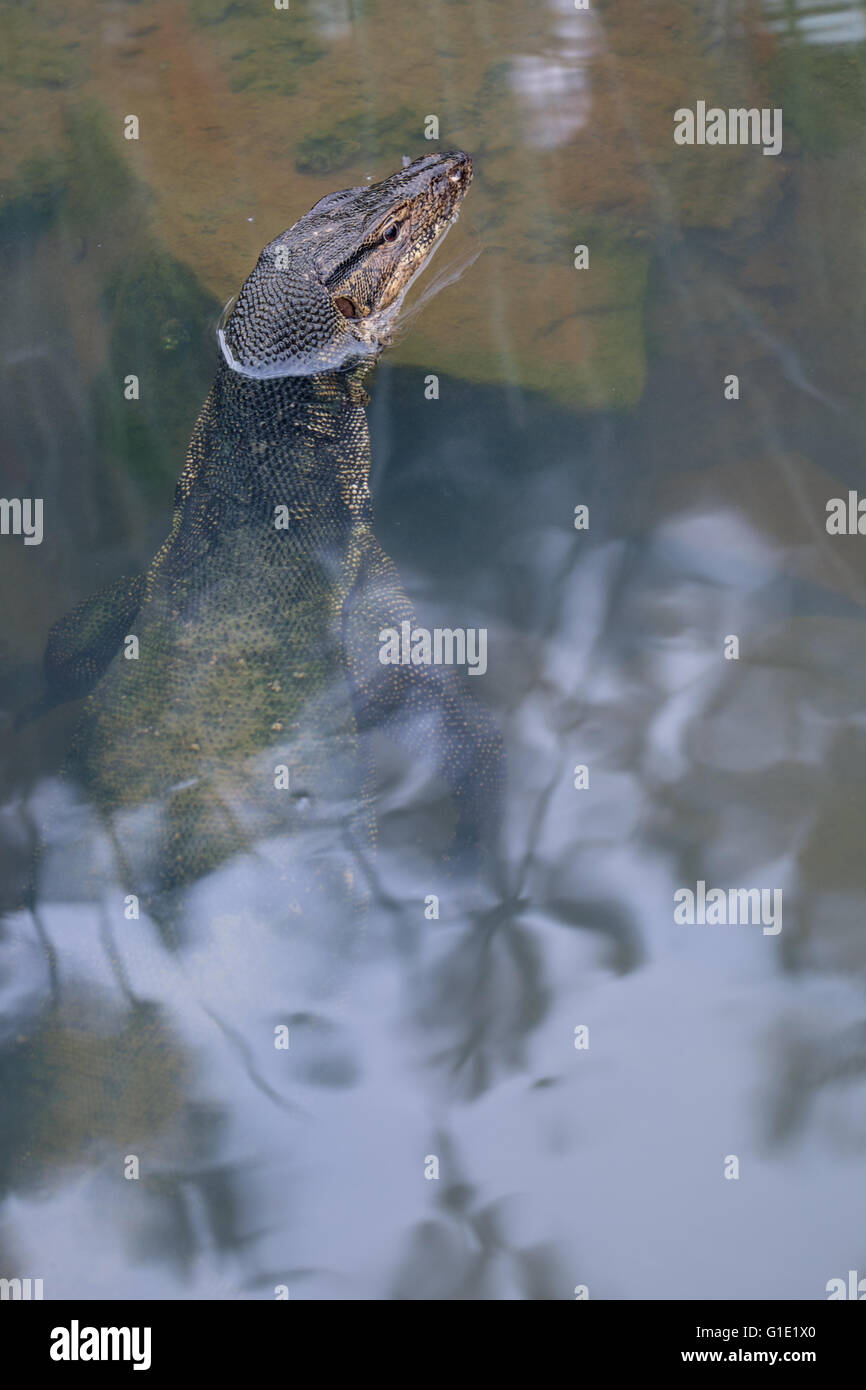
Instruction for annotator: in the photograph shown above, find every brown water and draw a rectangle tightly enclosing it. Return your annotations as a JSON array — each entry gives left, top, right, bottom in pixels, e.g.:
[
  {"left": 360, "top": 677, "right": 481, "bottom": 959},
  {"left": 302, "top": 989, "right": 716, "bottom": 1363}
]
[{"left": 1, "top": 0, "right": 866, "bottom": 1300}]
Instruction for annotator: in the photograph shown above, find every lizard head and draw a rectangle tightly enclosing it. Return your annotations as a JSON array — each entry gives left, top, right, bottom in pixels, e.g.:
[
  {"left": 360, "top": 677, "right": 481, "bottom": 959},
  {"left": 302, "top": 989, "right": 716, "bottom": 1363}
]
[{"left": 220, "top": 150, "right": 472, "bottom": 378}]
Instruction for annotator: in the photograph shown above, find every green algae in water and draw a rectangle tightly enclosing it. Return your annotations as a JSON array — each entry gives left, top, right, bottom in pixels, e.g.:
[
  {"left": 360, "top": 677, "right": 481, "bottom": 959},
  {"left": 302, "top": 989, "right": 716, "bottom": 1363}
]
[
  {"left": 768, "top": 42, "right": 866, "bottom": 155},
  {"left": 0, "top": 1002, "right": 187, "bottom": 1192},
  {"left": 63, "top": 102, "right": 138, "bottom": 221},
  {"left": 0, "top": 157, "right": 67, "bottom": 245},
  {"left": 0, "top": 8, "right": 82, "bottom": 89},
  {"left": 93, "top": 245, "right": 220, "bottom": 497},
  {"left": 295, "top": 105, "right": 420, "bottom": 175},
  {"left": 0, "top": 101, "right": 135, "bottom": 246},
  {"left": 0, "top": 98, "right": 218, "bottom": 499},
  {"left": 189, "top": 0, "right": 326, "bottom": 95}
]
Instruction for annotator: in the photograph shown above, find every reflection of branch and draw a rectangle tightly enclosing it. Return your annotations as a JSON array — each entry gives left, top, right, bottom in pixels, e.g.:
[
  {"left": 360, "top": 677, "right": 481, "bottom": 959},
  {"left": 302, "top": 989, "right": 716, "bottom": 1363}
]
[
  {"left": 200, "top": 1002, "right": 310, "bottom": 1119},
  {"left": 766, "top": 1018, "right": 866, "bottom": 1149},
  {"left": 108, "top": 797, "right": 313, "bottom": 1117},
  {"left": 98, "top": 897, "right": 139, "bottom": 1008},
  {"left": 389, "top": 1122, "right": 569, "bottom": 1299},
  {"left": 340, "top": 817, "right": 406, "bottom": 923},
  {"left": 506, "top": 530, "right": 597, "bottom": 904},
  {"left": 20, "top": 796, "right": 60, "bottom": 1007},
  {"left": 511, "top": 764, "right": 560, "bottom": 903}
]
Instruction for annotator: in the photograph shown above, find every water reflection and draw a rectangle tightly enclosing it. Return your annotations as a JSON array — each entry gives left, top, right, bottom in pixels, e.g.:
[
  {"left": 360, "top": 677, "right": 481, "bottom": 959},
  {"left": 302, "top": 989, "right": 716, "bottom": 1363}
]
[
  {"left": 763, "top": 0, "right": 866, "bottom": 47},
  {"left": 1, "top": 0, "right": 866, "bottom": 1299},
  {"left": 510, "top": 1, "right": 598, "bottom": 150}
]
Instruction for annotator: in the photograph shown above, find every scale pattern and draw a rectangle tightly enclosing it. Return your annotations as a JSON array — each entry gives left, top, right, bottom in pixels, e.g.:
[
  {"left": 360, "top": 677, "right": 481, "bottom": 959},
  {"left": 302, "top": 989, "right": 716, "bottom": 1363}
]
[{"left": 42, "top": 152, "right": 502, "bottom": 938}]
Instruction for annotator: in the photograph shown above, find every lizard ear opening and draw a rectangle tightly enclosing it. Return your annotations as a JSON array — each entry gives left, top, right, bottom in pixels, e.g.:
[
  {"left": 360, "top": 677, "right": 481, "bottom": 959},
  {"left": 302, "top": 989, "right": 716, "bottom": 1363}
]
[{"left": 218, "top": 258, "right": 375, "bottom": 378}]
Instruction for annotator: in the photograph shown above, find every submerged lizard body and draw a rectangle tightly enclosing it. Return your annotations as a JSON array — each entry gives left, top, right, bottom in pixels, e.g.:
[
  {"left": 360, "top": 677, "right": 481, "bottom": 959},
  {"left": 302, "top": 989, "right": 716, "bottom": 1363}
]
[
  {"left": 1, "top": 156, "right": 503, "bottom": 1278},
  {"left": 35, "top": 150, "right": 502, "bottom": 956}
]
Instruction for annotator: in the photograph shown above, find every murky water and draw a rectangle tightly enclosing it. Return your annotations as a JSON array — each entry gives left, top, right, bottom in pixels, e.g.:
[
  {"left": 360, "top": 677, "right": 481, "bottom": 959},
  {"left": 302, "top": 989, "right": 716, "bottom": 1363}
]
[{"left": 2, "top": 0, "right": 866, "bottom": 1300}]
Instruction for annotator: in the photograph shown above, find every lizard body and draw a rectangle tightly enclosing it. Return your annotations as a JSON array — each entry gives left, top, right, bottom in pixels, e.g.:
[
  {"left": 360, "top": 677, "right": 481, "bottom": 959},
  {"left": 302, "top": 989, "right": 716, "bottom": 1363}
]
[{"left": 2, "top": 155, "right": 503, "bottom": 1287}]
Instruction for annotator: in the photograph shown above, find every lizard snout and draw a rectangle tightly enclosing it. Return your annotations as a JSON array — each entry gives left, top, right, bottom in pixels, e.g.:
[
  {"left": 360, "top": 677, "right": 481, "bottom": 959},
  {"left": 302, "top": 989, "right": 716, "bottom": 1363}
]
[{"left": 445, "top": 153, "right": 472, "bottom": 185}]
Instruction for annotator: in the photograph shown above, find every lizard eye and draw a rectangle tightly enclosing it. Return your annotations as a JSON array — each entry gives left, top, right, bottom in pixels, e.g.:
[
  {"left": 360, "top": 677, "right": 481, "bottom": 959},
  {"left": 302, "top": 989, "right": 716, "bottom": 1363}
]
[
  {"left": 334, "top": 296, "right": 357, "bottom": 318},
  {"left": 382, "top": 222, "right": 401, "bottom": 243}
]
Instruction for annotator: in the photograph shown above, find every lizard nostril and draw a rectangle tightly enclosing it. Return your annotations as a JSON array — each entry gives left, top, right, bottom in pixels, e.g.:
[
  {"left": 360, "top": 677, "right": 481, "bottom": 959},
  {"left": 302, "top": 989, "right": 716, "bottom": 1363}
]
[{"left": 445, "top": 155, "right": 470, "bottom": 184}]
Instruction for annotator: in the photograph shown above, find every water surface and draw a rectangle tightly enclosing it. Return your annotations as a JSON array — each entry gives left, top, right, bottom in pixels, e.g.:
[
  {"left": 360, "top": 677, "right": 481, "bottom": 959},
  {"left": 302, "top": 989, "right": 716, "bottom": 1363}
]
[{"left": 2, "top": 0, "right": 866, "bottom": 1300}]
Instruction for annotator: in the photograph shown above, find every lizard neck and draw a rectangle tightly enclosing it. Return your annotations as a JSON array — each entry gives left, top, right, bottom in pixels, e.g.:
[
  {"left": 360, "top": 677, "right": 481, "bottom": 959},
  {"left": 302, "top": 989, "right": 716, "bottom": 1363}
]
[{"left": 182, "top": 358, "right": 377, "bottom": 522}]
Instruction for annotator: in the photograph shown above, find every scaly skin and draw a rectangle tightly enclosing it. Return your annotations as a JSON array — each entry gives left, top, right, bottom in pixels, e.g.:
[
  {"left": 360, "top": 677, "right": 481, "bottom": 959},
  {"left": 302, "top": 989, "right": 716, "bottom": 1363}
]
[
  {"left": 42, "top": 151, "right": 502, "bottom": 935},
  {"left": 1, "top": 155, "right": 503, "bottom": 1261}
]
